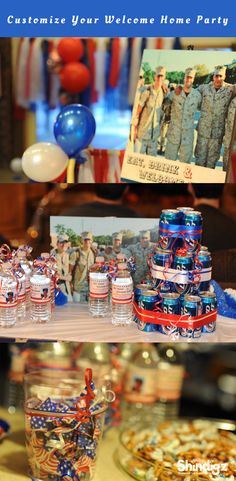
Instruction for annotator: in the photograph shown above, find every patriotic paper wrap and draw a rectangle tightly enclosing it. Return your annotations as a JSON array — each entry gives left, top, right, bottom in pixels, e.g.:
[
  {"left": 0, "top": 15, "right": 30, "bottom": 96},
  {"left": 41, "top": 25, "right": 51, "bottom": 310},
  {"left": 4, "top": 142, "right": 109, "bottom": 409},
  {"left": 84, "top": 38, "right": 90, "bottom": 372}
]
[{"left": 25, "top": 369, "right": 107, "bottom": 481}]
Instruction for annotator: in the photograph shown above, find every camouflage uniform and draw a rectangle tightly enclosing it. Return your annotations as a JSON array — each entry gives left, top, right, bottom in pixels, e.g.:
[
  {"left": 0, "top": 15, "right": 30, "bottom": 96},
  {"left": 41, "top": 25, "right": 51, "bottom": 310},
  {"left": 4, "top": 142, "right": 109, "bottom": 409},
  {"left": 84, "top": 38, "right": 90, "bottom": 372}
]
[
  {"left": 135, "top": 66, "right": 166, "bottom": 156},
  {"left": 223, "top": 96, "right": 236, "bottom": 172},
  {"left": 51, "top": 235, "right": 73, "bottom": 302},
  {"left": 72, "top": 232, "right": 96, "bottom": 302},
  {"left": 195, "top": 67, "right": 234, "bottom": 168},
  {"left": 105, "top": 232, "right": 130, "bottom": 261},
  {"left": 165, "top": 70, "right": 201, "bottom": 163},
  {"left": 159, "top": 94, "right": 172, "bottom": 152},
  {"left": 127, "top": 230, "right": 155, "bottom": 285}
]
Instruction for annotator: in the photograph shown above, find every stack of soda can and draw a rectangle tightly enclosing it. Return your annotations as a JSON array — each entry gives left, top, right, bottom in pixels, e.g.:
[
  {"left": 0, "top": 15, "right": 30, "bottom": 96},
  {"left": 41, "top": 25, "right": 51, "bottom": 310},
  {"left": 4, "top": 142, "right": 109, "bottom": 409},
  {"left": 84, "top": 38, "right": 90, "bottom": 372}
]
[{"left": 135, "top": 208, "right": 217, "bottom": 339}]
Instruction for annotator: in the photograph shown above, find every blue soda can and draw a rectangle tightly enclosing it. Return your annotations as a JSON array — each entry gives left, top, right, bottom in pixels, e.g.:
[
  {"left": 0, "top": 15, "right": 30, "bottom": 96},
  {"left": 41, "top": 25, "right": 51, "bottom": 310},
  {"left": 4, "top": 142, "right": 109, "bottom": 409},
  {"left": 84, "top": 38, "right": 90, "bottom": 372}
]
[
  {"left": 153, "top": 248, "right": 172, "bottom": 266},
  {"left": 200, "top": 291, "right": 217, "bottom": 333},
  {"left": 134, "top": 284, "right": 149, "bottom": 303},
  {"left": 183, "top": 211, "right": 203, "bottom": 252},
  {"left": 180, "top": 294, "right": 202, "bottom": 338},
  {"left": 177, "top": 207, "right": 194, "bottom": 213},
  {"left": 159, "top": 282, "right": 172, "bottom": 295},
  {"left": 194, "top": 250, "right": 212, "bottom": 292},
  {"left": 159, "top": 293, "right": 180, "bottom": 335},
  {"left": 153, "top": 248, "right": 172, "bottom": 288},
  {"left": 200, "top": 246, "right": 209, "bottom": 251},
  {"left": 137, "top": 290, "right": 160, "bottom": 332},
  {"left": 184, "top": 211, "right": 203, "bottom": 227},
  {"left": 195, "top": 250, "right": 212, "bottom": 268},
  {"left": 159, "top": 209, "right": 182, "bottom": 250},
  {"left": 172, "top": 253, "right": 193, "bottom": 295},
  {"left": 134, "top": 284, "right": 149, "bottom": 323},
  {"left": 173, "top": 253, "right": 193, "bottom": 271}
]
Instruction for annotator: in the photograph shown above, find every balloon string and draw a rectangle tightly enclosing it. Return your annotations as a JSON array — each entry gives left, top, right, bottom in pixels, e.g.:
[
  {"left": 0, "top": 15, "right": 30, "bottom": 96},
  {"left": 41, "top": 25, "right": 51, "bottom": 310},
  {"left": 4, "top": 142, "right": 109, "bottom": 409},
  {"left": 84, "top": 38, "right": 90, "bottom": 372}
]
[{"left": 67, "top": 158, "right": 76, "bottom": 183}]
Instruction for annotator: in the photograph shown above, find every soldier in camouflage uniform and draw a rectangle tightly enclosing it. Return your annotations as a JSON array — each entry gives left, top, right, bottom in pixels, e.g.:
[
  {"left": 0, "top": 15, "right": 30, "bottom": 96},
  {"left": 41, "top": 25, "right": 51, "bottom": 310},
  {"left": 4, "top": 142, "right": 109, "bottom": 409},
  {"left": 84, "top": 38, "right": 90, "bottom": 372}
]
[
  {"left": 72, "top": 231, "right": 96, "bottom": 303},
  {"left": 159, "top": 82, "right": 176, "bottom": 154},
  {"left": 133, "top": 66, "right": 167, "bottom": 156},
  {"left": 51, "top": 234, "right": 73, "bottom": 302},
  {"left": 105, "top": 232, "right": 130, "bottom": 261},
  {"left": 223, "top": 96, "right": 236, "bottom": 172},
  {"left": 127, "top": 230, "right": 155, "bottom": 285},
  {"left": 165, "top": 68, "right": 201, "bottom": 163},
  {"left": 195, "top": 65, "right": 235, "bottom": 169}
]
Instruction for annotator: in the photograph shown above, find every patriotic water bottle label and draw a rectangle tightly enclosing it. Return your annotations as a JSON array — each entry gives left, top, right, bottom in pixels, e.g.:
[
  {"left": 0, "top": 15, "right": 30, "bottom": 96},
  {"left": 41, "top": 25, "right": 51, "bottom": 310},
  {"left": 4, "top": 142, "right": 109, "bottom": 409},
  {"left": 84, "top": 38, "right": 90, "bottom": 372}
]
[
  {"left": 0, "top": 279, "right": 18, "bottom": 307},
  {"left": 156, "top": 365, "right": 184, "bottom": 400},
  {"left": 18, "top": 277, "right": 26, "bottom": 302},
  {"left": 30, "top": 278, "right": 51, "bottom": 304},
  {"left": 112, "top": 278, "right": 133, "bottom": 304},
  {"left": 89, "top": 273, "right": 109, "bottom": 299},
  {"left": 125, "top": 366, "right": 157, "bottom": 403}
]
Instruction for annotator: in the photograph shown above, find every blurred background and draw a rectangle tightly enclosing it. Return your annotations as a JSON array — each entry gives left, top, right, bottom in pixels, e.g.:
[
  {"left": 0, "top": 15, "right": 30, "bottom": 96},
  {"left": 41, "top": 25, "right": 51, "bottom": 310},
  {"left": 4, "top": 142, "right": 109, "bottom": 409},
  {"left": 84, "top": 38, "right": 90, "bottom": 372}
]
[
  {"left": 0, "top": 37, "right": 236, "bottom": 181},
  {"left": 0, "top": 342, "right": 236, "bottom": 422}
]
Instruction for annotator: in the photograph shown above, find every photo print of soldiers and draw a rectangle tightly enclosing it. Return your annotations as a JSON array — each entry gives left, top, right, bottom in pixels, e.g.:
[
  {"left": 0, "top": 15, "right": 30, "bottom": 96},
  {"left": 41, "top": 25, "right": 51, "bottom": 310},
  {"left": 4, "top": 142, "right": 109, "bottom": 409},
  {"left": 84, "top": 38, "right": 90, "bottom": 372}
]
[
  {"left": 195, "top": 65, "right": 235, "bottom": 169},
  {"left": 133, "top": 66, "right": 167, "bottom": 156},
  {"left": 51, "top": 234, "right": 73, "bottom": 302},
  {"left": 127, "top": 230, "right": 155, "bottom": 285},
  {"left": 105, "top": 232, "right": 130, "bottom": 261},
  {"left": 158, "top": 81, "right": 175, "bottom": 154},
  {"left": 131, "top": 56, "right": 236, "bottom": 171},
  {"left": 72, "top": 231, "right": 96, "bottom": 303},
  {"left": 165, "top": 68, "right": 201, "bottom": 163}
]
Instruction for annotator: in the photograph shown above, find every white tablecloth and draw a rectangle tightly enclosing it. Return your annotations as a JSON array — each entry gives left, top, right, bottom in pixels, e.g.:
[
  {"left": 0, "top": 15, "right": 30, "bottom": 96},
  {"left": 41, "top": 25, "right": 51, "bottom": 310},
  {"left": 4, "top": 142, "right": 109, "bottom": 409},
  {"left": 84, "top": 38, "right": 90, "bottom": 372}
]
[{"left": 0, "top": 304, "right": 235, "bottom": 343}]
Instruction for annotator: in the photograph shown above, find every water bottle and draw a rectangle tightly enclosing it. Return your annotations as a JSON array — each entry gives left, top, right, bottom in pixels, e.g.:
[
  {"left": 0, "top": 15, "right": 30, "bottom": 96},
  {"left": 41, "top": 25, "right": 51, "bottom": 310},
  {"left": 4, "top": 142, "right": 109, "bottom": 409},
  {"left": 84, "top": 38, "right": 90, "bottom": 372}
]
[
  {"left": 0, "top": 262, "right": 18, "bottom": 327},
  {"left": 75, "top": 342, "right": 111, "bottom": 385},
  {"left": 155, "top": 344, "right": 185, "bottom": 421},
  {"left": 30, "top": 261, "right": 51, "bottom": 323},
  {"left": 41, "top": 253, "right": 57, "bottom": 309},
  {"left": 14, "top": 263, "right": 26, "bottom": 321},
  {"left": 112, "top": 263, "right": 133, "bottom": 325},
  {"left": 16, "top": 247, "right": 32, "bottom": 310},
  {"left": 89, "top": 257, "right": 109, "bottom": 317},
  {"left": 123, "top": 343, "right": 159, "bottom": 422},
  {"left": 7, "top": 345, "right": 26, "bottom": 413}
]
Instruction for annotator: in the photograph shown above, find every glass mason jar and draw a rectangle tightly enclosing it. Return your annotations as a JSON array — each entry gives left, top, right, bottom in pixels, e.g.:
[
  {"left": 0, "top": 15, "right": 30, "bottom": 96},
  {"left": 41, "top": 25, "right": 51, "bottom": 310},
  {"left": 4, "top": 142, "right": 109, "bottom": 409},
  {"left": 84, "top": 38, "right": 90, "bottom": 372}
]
[{"left": 24, "top": 369, "right": 110, "bottom": 481}]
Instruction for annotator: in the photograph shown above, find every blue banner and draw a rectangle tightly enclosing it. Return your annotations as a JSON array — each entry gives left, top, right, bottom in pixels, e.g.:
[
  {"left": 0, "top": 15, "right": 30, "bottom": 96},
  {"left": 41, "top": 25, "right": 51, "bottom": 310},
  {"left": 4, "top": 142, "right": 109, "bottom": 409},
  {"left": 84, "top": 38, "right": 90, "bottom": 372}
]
[{"left": 0, "top": 0, "right": 235, "bottom": 36}]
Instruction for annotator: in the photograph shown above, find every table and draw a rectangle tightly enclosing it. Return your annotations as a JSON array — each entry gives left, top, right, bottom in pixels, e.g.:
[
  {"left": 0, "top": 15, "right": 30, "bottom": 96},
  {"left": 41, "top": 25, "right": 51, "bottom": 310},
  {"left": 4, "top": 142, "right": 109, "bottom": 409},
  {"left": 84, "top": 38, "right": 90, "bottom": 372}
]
[
  {"left": 0, "top": 408, "right": 127, "bottom": 481},
  {"left": 0, "top": 304, "right": 235, "bottom": 343}
]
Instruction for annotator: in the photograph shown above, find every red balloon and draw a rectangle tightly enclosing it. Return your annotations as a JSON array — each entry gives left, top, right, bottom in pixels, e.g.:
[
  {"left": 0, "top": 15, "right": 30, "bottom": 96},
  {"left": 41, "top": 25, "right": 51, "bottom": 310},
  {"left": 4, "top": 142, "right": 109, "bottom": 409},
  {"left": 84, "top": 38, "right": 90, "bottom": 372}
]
[
  {"left": 57, "top": 38, "right": 84, "bottom": 63},
  {"left": 60, "top": 62, "right": 91, "bottom": 94}
]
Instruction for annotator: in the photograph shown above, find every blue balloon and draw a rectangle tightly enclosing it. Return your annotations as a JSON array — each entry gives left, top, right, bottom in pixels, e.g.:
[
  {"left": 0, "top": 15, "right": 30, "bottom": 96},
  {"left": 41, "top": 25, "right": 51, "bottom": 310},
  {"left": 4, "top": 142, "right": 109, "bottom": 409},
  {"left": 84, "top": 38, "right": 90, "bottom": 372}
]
[{"left": 54, "top": 104, "right": 96, "bottom": 157}]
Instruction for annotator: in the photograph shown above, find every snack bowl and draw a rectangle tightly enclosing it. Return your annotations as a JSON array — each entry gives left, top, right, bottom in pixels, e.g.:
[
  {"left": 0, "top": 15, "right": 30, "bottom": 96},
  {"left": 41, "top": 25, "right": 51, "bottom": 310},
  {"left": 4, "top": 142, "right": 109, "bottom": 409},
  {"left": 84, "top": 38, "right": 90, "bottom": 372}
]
[{"left": 116, "top": 418, "right": 236, "bottom": 481}]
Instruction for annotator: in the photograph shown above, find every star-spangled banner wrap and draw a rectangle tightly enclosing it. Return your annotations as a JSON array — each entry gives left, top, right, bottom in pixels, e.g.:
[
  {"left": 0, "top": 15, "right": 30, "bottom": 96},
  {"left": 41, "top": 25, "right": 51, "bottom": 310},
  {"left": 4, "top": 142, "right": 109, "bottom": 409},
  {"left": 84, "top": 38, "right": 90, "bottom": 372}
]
[
  {"left": 151, "top": 262, "right": 212, "bottom": 284},
  {"left": 134, "top": 302, "right": 217, "bottom": 329}
]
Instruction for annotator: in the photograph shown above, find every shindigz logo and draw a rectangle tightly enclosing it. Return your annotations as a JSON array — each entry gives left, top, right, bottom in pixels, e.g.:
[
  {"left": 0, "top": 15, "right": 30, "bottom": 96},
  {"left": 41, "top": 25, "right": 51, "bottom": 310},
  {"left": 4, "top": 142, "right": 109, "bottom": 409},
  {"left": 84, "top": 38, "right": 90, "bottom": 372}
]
[{"left": 177, "top": 460, "right": 228, "bottom": 476}]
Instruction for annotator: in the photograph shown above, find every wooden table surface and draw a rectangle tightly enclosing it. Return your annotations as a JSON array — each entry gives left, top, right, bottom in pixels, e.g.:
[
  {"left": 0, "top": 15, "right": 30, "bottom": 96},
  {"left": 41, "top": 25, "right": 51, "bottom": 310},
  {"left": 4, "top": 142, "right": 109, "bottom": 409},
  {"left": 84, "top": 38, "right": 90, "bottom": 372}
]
[
  {"left": 0, "top": 407, "right": 128, "bottom": 481},
  {"left": 0, "top": 304, "right": 235, "bottom": 343}
]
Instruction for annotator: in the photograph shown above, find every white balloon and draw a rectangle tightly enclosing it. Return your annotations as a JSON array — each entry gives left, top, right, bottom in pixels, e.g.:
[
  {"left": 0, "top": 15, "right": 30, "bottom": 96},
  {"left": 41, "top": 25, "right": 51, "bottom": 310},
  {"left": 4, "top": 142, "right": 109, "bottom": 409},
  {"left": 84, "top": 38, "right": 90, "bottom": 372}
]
[
  {"left": 10, "top": 157, "right": 23, "bottom": 174},
  {"left": 22, "top": 142, "right": 68, "bottom": 182}
]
